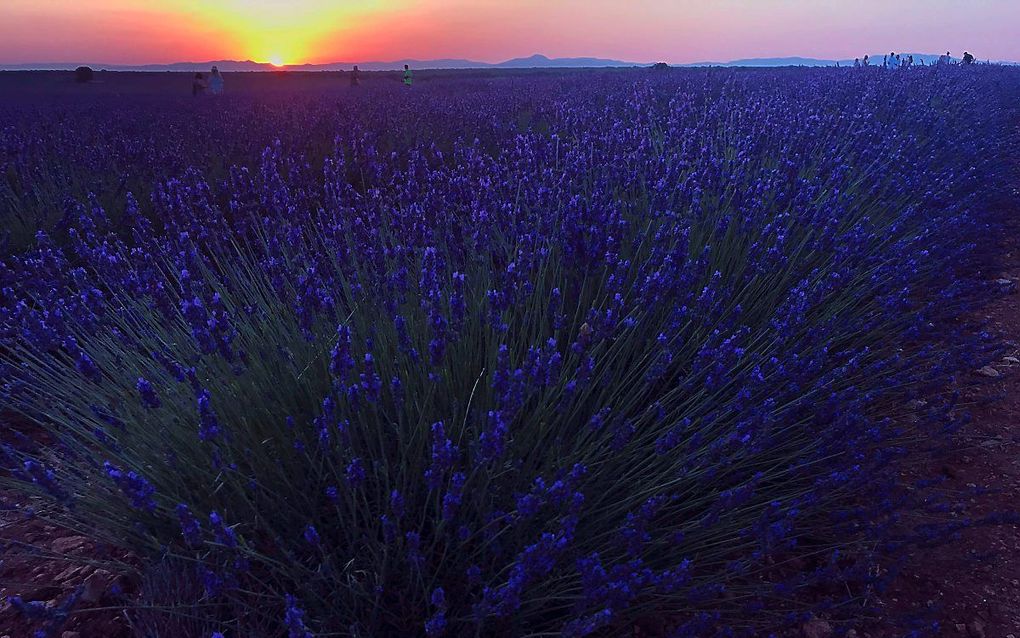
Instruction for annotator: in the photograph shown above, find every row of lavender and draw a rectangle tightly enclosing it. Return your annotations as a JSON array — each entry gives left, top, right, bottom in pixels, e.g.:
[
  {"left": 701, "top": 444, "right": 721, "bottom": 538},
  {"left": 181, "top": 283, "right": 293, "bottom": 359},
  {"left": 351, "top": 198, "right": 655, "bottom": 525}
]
[
  {"left": 0, "top": 73, "right": 547, "bottom": 253},
  {"left": 0, "top": 67, "right": 1014, "bottom": 636}
]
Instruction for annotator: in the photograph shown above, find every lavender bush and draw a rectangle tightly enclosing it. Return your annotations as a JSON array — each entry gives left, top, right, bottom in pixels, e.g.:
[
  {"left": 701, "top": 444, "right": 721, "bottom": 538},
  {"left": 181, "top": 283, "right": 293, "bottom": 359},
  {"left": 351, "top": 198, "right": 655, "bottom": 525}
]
[{"left": 1, "top": 67, "right": 1016, "bottom": 636}]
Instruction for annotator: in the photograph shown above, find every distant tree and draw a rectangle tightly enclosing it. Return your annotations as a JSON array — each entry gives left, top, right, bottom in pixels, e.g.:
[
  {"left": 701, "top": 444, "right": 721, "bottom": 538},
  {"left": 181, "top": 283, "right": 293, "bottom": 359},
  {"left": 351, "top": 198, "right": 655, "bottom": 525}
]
[
  {"left": 651, "top": 62, "right": 670, "bottom": 71},
  {"left": 74, "top": 66, "right": 94, "bottom": 83}
]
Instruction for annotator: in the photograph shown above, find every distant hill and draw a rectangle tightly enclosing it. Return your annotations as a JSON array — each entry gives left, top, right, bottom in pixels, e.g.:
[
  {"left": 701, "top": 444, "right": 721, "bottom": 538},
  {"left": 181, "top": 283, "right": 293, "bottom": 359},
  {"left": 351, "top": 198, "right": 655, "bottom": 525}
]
[
  {"left": 685, "top": 53, "right": 1017, "bottom": 67},
  {"left": 2, "top": 53, "right": 1014, "bottom": 72},
  {"left": 0, "top": 54, "right": 644, "bottom": 72},
  {"left": 684, "top": 54, "right": 945, "bottom": 67},
  {"left": 492, "top": 54, "right": 641, "bottom": 68},
  {"left": 684, "top": 56, "right": 838, "bottom": 67}
]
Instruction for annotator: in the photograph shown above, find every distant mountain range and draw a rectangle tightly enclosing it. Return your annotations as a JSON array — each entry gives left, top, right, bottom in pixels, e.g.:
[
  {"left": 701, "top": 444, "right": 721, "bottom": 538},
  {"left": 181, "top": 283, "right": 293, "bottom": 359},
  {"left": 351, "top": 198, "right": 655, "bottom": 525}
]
[
  {"left": 686, "top": 54, "right": 1019, "bottom": 66},
  {"left": 1, "top": 54, "right": 644, "bottom": 72},
  {"left": 2, "top": 52, "right": 1014, "bottom": 72},
  {"left": 688, "top": 54, "right": 938, "bottom": 67}
]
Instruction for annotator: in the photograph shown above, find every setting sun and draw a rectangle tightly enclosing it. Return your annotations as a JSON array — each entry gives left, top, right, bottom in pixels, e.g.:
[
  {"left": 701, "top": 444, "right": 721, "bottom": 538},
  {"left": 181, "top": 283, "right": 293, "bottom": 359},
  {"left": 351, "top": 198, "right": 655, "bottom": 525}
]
[{"left": 267, "top": 55, "right": 284, "bottom": 67}]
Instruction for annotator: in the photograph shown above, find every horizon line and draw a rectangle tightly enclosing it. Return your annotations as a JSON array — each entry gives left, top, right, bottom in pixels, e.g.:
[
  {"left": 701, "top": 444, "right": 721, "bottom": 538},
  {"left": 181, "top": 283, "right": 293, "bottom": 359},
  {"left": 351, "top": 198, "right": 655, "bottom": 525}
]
[{"left": 3, "top": 51, "right": 1011, "bottom": 71}]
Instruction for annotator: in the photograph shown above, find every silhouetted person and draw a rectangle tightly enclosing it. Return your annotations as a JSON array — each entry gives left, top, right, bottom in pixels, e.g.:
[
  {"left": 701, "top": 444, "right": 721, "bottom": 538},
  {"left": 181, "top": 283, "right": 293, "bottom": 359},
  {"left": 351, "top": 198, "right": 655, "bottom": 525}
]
[
  {"left": 350, "top": 65, "right": 361, "bottom": 87},
  {"left": 863, "top": 54, "right": 870, "bottom": 66},
  {"left": 192, "top": 73, "right": 207, "bottom": 96},
  {"left": 962, "top": 51, "right": 975, "bottom": 65},
  {"left": 209, "top": 66, "right": 224, "bottom": 94},
  {"left": 403, "top": 64, "right": 413, "bottom": 87},
  {"left": 854, "top": 58, "right": 861, "bottom": 68}
]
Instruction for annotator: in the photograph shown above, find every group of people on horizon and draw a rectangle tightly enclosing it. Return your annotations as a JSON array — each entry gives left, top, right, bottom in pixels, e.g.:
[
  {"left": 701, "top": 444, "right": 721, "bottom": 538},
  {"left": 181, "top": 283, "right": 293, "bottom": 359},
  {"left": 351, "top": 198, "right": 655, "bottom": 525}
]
[
  {"left": 883, "top": 52, "right": 915, "bottom": 68},
  {"left": 349, "top": 64, "right": 413, "bottom": 87},
  {"left": 190, "top": 63, "right": 414, "bottom": 94},
  {"left": 181, "top": 52, "right": 986, "bottom": 93},
  {"left": 192, "top": 65, "right": 224, "bottom": 96},
  {"left": 852, "top": 50, "right": 976, "bottom": 69}
]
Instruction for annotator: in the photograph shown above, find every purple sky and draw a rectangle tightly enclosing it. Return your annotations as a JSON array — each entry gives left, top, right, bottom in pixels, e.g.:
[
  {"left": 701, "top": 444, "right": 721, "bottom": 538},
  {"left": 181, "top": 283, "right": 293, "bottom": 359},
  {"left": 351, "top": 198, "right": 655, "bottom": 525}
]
[{"left": 1, "top": 0, "right": 1017, "bottom": 65}]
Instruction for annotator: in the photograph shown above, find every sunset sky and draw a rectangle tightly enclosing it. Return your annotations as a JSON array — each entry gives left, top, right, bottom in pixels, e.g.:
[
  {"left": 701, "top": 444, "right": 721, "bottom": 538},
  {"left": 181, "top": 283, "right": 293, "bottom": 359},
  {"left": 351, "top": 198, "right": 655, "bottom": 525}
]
[{"left": 1, "top": 0, "right": 1018, "bottom": 66}]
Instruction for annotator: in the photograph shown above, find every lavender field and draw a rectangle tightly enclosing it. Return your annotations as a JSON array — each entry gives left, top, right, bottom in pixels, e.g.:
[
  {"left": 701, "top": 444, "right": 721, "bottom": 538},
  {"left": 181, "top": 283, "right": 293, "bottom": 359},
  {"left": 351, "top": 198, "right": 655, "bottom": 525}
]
[{"left": 1, "top": 67, "right": 1017, "bottom": 637}]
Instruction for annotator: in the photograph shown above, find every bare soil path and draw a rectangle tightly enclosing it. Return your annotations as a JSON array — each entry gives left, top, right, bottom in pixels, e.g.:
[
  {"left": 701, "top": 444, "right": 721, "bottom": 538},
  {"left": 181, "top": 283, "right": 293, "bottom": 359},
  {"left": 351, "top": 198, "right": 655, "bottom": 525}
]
[
  {"left": 876, "top": 111, "right": 1020, "bottom": 637},
  {"left": 0, "top": 419, "right": 132, "bottom": 637}
]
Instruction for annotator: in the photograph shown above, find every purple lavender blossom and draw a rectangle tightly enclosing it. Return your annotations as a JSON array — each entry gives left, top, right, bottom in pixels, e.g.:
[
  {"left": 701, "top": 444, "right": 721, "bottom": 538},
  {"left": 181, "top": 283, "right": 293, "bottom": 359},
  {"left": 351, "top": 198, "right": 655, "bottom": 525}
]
[
  {"left": 104, "top": 461, "right": 157, "bottom": 511},
  {"left": 136, "top": 377, "right": 161, "bottom": 409}
]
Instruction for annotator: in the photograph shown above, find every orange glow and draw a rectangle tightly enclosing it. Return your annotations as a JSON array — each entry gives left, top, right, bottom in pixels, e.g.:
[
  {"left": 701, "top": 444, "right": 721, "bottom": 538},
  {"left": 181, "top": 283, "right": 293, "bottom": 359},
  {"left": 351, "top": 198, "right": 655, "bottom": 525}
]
[
  {"left": 2, "top": 0, "right": 1020, "bottom": 66},
  {"left": 175, "top": 0, "right": 410, "bottom": 66}
]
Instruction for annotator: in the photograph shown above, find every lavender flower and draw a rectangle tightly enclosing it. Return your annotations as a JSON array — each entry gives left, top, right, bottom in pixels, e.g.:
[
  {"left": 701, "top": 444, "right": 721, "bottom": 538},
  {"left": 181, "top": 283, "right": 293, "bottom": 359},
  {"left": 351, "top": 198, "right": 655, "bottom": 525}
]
[
  {"left": 176, "top": 503, "right": 202, "bottom": 547},
  {"left": 208, "top": 511, "right": 237, "bottom": 548},
  {"left": 345, "top": 457, "right": 366, "bottom": 487},
  {"left": 303, "top": 524, "right": 320, "bottom": 546},
  {"left": 283, "top": 594, "right": 313, "bottom": 638},
  {"left": 104, "top": 462, "right": 156, "bottom": 511},
  {"left": 136, "top": 377, "right": 161, "bottom": 409},
  {"left": 425, "top": 421, "right": 458, "bottom": 490},
  {"left": 196, "top": 389, "right": 221, "bottom": 441}
]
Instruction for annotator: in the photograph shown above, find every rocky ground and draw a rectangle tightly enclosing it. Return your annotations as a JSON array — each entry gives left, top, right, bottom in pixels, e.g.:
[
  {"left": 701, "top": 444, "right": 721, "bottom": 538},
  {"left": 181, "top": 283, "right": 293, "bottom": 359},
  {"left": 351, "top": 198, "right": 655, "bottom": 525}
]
[
  {"left": 0, "top": 417, "right": 133, "bottom": 637},
  {"left": 874, "top": 222, "right": 1020, "bottom": 634}
]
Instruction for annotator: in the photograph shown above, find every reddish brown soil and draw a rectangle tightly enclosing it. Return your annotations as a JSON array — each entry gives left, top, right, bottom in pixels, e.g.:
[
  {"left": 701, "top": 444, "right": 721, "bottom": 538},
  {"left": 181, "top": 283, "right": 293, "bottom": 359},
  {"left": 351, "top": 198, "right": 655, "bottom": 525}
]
[
  {"left": 0, "top": 418, "right": 132, "bottom": 638},
  {"left": 875, "top": 242, "right": 1020, "bottom": 634},
  {"left": 0, "top": 508, "right": 133, "bottom": 638},
  {"left": 873, "top": 111, "right": 1020, "bottom": 637}
]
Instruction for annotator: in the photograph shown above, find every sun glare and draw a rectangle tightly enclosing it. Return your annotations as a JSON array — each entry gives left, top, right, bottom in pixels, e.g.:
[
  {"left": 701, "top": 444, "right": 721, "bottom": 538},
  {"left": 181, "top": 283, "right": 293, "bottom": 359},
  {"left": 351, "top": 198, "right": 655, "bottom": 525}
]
[{"left": 268, "top": 55, "right": 285, "bottom": 67}]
